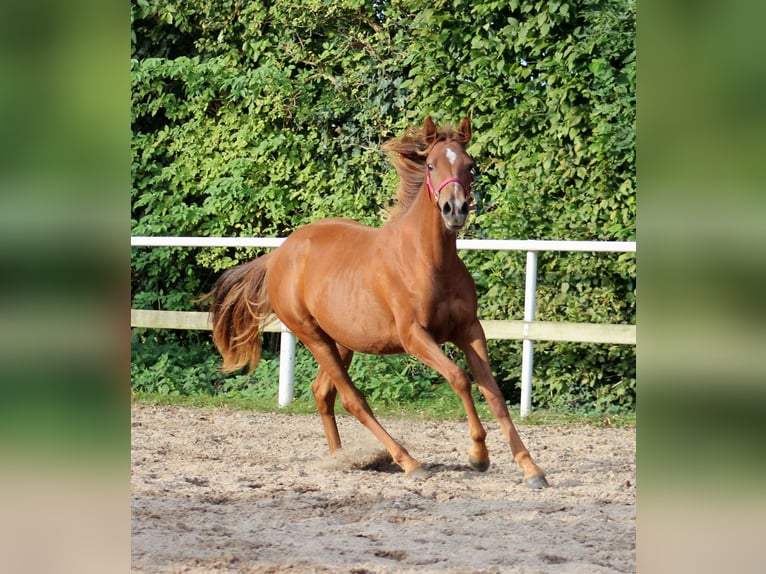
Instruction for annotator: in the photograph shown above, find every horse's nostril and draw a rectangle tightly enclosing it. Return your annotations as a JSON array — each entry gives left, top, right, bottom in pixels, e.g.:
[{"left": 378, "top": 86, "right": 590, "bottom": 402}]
[
  {"left": 460, "top": 202, "right": 469, "bottom": 215},
  {"left": 442, "top": 202, "right": 452, "bottom": 215}
]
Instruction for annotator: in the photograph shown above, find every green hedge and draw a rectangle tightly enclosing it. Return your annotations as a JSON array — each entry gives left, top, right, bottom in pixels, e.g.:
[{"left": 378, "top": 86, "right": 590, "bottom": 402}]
[{"left": 131, "top": 0, "right": 635, "bottom": 413}]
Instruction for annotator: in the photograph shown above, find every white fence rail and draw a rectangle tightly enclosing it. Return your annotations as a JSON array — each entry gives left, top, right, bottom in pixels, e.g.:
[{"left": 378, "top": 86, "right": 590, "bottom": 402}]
[{"left": 131, "top": 236, "right": 636, "bottom": 416}]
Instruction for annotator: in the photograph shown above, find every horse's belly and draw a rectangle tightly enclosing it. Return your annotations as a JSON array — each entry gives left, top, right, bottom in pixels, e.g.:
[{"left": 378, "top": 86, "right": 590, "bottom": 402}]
[{"left": 315, "top": 302, "right": 403, "bottom": 354}]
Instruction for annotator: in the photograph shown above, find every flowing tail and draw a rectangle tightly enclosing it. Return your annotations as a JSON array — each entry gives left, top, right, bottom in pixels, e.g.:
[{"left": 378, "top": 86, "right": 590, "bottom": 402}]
[{"left": 201, "top": 254, "right": 277, "bottom": 374}]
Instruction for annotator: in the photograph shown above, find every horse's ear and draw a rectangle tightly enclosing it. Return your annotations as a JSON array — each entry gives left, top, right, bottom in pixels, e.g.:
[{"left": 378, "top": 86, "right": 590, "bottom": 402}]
[
  {"left": 423, "top": 116, "right": 438, "bottom": 145},
  {"left": 457, "top": 116, "right": 472, "bottom": 144}
]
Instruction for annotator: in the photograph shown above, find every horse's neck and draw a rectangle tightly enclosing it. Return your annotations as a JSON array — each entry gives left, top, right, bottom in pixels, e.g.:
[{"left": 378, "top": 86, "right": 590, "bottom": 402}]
[{"left": 396, "top": 186, "right": 458, "bottom": 269}]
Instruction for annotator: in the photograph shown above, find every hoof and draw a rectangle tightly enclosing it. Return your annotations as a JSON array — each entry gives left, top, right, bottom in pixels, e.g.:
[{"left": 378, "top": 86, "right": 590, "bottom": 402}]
[
  {"left": 405, "top": 466, "right": 431, "bottom": 481},
  {"left": 468, "top": 457, "right": 490, "bottom": 472},
  {"left": 525, "top": 475, "right": 550, "bottom": 489}
]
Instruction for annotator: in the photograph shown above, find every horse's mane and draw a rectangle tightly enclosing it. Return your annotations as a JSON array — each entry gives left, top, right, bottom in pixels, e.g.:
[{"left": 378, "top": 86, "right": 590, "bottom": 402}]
[{"left": 382, "top": 122, "right": 459, "bottom": 219}]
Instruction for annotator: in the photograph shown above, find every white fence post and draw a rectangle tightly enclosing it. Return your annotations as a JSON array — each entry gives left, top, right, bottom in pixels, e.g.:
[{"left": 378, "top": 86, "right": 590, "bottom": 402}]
[
  {"left": 278, "top": 325, "right": 296, "bottom": 407},
  {"left": 520, "top": 251, "right": 538, "bottom": 417}
]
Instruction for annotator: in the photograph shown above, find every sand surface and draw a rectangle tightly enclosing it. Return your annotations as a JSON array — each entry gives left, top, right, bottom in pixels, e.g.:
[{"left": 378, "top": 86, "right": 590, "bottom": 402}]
[{"left": 132, "top": 406, "right": 635, "bottom": 573}]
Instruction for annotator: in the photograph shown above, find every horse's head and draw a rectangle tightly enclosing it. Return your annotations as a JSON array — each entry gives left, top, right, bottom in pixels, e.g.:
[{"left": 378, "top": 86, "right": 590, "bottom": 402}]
[{"left": 423, "top": 116, "right": 476, "bottom": 232}]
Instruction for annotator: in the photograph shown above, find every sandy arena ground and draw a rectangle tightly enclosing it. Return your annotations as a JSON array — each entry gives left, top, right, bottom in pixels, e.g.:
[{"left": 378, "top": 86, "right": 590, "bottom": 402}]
[{"left": 132, "top": 405, "right": 635, "bottom": 573}]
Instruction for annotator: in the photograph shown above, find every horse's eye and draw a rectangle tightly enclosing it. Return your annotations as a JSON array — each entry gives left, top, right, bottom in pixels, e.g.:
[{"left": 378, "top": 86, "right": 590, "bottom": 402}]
[{"left": 427, "top": 164, "right": 434, "bottom": 171}]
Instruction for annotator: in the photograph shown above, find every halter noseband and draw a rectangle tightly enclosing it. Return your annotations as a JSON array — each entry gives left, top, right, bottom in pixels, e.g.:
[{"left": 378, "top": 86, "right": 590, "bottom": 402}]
[{"left": 426, "top": 170, "right": 475, "bottom": 210}]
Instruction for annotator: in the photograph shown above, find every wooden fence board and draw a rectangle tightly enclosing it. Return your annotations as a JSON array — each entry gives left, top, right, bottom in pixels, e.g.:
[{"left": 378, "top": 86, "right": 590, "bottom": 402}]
[{"left": 131, "top": 310, "right": 635, "bottom": 345}]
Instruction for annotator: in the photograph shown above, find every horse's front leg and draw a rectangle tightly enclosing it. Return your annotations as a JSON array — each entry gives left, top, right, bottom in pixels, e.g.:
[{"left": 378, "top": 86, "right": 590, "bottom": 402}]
[
  {"left": 456, "top": 322, "right": 549, "bottom": 488},
  {"left": 400, "top": 325, "right": 491, "bottom": 473}
]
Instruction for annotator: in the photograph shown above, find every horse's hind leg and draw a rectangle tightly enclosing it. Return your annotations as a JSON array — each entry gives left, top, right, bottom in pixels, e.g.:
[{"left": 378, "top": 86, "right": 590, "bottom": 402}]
[
  {"left": 311, "top": 345, "right": 353, "bottom": 454},
  {"left": 303, "top": 335, "right": 427, "bottom": 478}
]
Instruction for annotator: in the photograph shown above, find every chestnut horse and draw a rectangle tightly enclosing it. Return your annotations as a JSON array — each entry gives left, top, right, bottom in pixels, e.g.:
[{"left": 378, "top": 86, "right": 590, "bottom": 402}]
[{"left": 205, "top": 116, "right": 548, "bottom": 488}]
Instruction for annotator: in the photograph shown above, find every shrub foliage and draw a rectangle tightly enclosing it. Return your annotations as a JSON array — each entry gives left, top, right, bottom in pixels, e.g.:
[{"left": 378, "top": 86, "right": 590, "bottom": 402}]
[{"left": 131, "top": 0, "right": 635, "bottom": 413}]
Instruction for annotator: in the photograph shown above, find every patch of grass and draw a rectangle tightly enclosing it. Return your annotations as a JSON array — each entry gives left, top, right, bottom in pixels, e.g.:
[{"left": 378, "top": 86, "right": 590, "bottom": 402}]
[
  {"left": 131, "top": 391, "right": 319, "bottom": 415},
  {"left": 131, "top": 390, "right": 635, "bottom": 428},
  {"left": 519, "top": 409, "right": 636, "bottom": 428}
]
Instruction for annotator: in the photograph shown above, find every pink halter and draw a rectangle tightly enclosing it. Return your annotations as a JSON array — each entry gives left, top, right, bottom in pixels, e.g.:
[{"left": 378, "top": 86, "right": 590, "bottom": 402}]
[{"left": 426, "top": 171, "right": 474, "bottom": 209}]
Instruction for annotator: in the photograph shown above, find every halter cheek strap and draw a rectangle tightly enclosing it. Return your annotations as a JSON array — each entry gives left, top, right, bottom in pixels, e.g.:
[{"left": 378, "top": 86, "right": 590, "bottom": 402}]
[{"left": 426, "top": 172, "right": 475, "bottom": 210}]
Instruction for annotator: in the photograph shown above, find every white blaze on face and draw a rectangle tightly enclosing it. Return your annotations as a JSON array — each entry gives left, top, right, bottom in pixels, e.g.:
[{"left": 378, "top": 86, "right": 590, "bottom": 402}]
[{"left": 445, "top": 147, "right": 457, "bottom": 166}]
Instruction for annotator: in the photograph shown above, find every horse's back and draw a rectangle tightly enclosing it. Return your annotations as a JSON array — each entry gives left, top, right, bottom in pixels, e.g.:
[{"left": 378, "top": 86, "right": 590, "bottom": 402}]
[
  {"left": 276, "top": 217, "right": 380, "bottom": 275},
  {"left": 288, "top": 217, "right": 375, "bottom": 247}
]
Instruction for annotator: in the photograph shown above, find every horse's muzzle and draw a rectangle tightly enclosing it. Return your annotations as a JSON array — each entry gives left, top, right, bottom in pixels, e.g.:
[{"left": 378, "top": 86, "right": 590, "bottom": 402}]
[{"left": 441, "top": 198, "right": 469, "bottom": 230}]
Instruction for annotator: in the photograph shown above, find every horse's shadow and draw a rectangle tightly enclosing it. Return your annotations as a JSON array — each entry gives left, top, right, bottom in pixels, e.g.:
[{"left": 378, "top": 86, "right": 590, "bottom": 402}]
[{"left": 357, "top": 459, "right": 476, "bottom": 475}]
